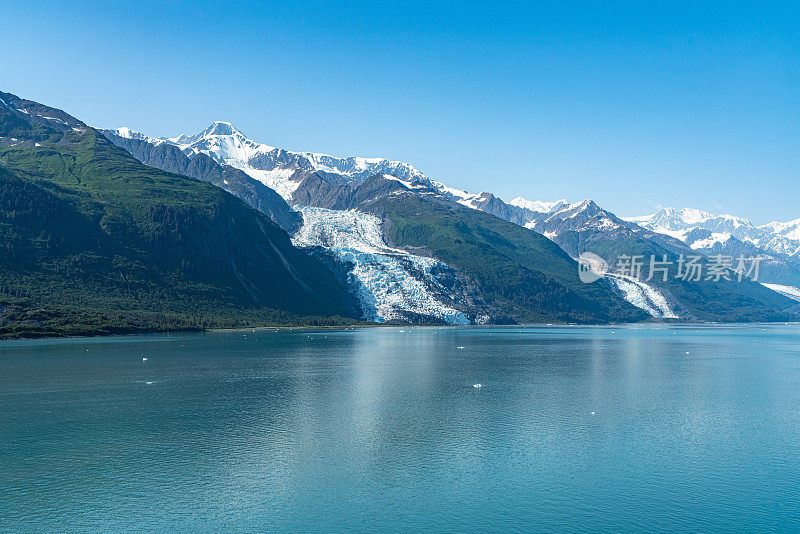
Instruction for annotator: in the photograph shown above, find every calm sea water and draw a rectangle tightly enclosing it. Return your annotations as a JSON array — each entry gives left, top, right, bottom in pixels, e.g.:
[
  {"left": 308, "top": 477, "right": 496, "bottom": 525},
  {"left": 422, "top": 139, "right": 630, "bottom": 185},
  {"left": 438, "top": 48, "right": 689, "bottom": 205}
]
[{"left": 2, "top": 325, "right": 800, "bottom": 533}]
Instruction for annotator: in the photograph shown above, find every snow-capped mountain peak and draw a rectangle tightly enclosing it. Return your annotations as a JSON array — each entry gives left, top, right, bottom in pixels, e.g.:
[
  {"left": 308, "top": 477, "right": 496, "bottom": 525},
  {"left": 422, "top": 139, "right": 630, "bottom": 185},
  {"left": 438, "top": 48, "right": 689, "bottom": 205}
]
[
  {"left": 762, "top": 217, "right": 800, "bottom": 240},
  {"left": 113, "top": 126, "right": 137, "bottom": 139},
  {"left": 673, "top": 207, "right": 714, "bottom": 224},
  {"left": 109, "top": 126, "right": 169, "bottom": 145},
  {"left": 202, "top": 120, "right": 238, "bottom": 137},
  {"left": 109, "top": 121, "right": 435, "bottom": 201},
  {"left": 172, "top": 122, "right": 430, "bottom": 184},
  {"left": 626, "top": 207, "right": 800, "bottom": 257},
  {"left": 433, "top": 185, "right": 500, "bottom": 210},
  {"left": 508, "top": 197, "right": 569, "bottom": 214},
  {"left": 626, "top": 207, "right": 751, "bottom": 230}
]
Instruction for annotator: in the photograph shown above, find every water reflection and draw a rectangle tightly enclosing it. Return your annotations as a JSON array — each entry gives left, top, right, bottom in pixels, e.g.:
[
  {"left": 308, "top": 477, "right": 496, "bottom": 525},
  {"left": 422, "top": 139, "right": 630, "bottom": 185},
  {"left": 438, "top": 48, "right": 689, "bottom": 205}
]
[{"left": 2, "top": 325, "right": 800, "bottom": 531}]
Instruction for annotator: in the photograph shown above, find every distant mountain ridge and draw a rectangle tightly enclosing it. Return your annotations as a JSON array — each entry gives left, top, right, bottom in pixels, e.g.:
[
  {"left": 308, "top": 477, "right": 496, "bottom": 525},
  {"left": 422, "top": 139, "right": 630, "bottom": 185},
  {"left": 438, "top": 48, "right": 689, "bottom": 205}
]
[
  {"left": 105, "top": 121, "right": 799, "bottom": 323},
  {"left": 108, "top": 122, "right": 433, "bottom": 201},
  {"left": 106, "top": 123, "right": 650, "bottom": 324},
  {"left": 115, "top": 121, "right": 799, "bottom": 254},
  {"left": 626, "top": 207, "right": 800, "bottom": 258}
]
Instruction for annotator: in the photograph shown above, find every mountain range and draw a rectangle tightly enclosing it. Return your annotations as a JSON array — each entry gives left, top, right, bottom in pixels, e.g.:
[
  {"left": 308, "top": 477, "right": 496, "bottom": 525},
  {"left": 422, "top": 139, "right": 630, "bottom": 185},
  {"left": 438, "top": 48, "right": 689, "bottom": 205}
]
[
  {"left": 0, "top": 89, "right": 797, "bottom": 337},
  {"left": 104, "top": 124, "right": 646, "bottom": 324},
  {"left": 430, "top": 187, "right": 800, "bottom": 319},
  {"left": 625, "top": 207, "right": 800, "bottom": 296},
  {"left": 627, "top": 207, "right": 800, "bottom": 258},
  {"left": 0, "top": 91, "right": 359, "bottom": 337},
  {"left": 102, "top": 119, "right": 798, "bottom": 324}
]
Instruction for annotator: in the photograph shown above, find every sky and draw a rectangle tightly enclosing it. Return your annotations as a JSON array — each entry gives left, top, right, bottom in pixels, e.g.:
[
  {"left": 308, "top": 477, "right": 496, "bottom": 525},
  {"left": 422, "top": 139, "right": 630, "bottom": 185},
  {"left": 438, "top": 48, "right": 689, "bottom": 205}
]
[{"left": 2, "top": 1, "right": 798, "bottom": 223}]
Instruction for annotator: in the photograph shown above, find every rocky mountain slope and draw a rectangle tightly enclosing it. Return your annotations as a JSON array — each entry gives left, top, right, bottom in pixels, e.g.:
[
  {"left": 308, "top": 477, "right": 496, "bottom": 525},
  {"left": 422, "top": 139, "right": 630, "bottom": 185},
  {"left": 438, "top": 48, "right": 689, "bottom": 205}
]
[
  {"left": 108, "top": 124, "right": 649, "bottom": 323},
  {"left": 0, "top": 91, "right": 359, "bottom": 337},
  {"left": 105, "top": 121, "right": 799, "bottom": 323},
  {"left": 429, "top": 187, "right": 799, "bottom": 322},
  {"left": 102, "top": 128, "right": 301, "bottom": 232},
  {"left": 628, "top": 207, "right": 800, "bottom": 258}
]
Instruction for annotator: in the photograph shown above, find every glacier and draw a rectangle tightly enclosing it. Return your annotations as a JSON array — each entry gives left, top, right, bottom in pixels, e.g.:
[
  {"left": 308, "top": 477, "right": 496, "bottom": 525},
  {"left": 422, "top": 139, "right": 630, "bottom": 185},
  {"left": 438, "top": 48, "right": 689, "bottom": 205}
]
[
  {"left": 292, "top": 207, "right": 470, "bottom": 325},
  {"left": 105, "top": 121, "right": 798, "bottom": 322},
  {"left": 607, "top": 275, "right": 678, "bottom": 319},
  {"left": 761, "top": 283, "right": 800, "bottom": 302}
]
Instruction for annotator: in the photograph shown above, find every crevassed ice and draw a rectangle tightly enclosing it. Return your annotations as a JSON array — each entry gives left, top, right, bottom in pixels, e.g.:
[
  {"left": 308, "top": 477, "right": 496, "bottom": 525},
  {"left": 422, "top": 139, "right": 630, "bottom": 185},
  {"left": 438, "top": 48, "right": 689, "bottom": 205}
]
[
  {"left": 292, "top": 207, "right": 469, "bottom": 325},
  {"left": 610, "top": 276, "right": 678, "bottom": 319},
  {"left": 761, "top": 283, "right": 800, "bottom": 302}
]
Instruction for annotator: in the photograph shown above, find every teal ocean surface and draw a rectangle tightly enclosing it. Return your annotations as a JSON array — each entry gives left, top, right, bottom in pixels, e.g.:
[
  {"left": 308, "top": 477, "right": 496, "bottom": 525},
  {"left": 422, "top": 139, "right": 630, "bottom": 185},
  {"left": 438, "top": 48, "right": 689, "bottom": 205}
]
[{"left": 2, "top": 325, "right": 800, "bottom": 532}]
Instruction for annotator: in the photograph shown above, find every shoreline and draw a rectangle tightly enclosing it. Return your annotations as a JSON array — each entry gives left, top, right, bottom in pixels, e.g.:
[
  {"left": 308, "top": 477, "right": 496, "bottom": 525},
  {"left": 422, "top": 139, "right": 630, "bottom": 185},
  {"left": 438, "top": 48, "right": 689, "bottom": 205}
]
[{"left": 3, "top": 320, "right": 798, "bottom": 343}]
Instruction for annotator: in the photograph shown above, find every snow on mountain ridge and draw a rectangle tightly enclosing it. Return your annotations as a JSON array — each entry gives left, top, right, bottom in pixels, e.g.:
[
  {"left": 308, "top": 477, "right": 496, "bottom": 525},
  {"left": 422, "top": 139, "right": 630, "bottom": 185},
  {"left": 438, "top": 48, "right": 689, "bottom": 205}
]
[
  {"left": 429, "top": 181, "right": 487, "bottom": 209},
  {"left": 509, "top": 197, "right": 569, "bottom": 213},
  {"left": 763, "top": 218, "right": 800, "bottom": 240},
  {"left": 111, "top": 122, "right": 432, "bottom": 201},
  {"left": 689, "top": 232, "right": 733, "bottom": 250},
  {"left": 626, "top": 207, "right": 750, "bottom": 231},
  {"left": 628, "top": 206, "right": 760, "bottom": 231},
  {"left": 626, "top": 207, "right": 800, "bottom": 258},
  {"left": 107, "top": 123, "right": 798, "bottom": 261},
  {"left": 109, "top": 127, "right": 171, "bottom": 146},
  {"left": 172, "top": 122, "right": 429, "bottom": 184}
]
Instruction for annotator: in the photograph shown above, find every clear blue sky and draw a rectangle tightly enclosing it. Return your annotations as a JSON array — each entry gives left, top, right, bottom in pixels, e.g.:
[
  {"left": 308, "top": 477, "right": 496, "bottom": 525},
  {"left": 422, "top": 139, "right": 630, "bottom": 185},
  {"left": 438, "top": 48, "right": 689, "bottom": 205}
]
[{"left": 2, "top": 1, "right": 798, "bottom": 223}]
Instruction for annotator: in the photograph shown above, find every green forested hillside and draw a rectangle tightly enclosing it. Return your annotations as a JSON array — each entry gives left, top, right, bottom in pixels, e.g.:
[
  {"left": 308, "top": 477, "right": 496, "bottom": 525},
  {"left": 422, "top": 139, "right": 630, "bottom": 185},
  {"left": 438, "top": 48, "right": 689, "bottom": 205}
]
[
  {"left": 0, "top": 91, "right": 358, "bottom": 338},
  {"left": 575, "top": 233, "right": 797, "bottom": 322},
  {"left": 364, "top": 190, "right": 648, "bottom": 324}
]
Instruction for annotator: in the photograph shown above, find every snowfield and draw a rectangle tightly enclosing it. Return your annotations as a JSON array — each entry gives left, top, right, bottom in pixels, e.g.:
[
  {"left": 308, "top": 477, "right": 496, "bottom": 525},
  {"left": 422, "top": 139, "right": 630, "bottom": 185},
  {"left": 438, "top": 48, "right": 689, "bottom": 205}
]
[
  {"left": 292, "top": 207, "right": 469, "bottom": 325},
  {"left": 608, "top": 275, "right": 678, "bottom": 319},
  {"left": 625, "top": 207, "right": 800, "bottom": 258},
  {"left": 105, "top": 121, "right": 798, "bottom": 323},
  {"left": 761, "top": 283, "right": 800, "bottom": 302},
  {"left": 116, "top": 121, "right": 432, "bottom": 202}
]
